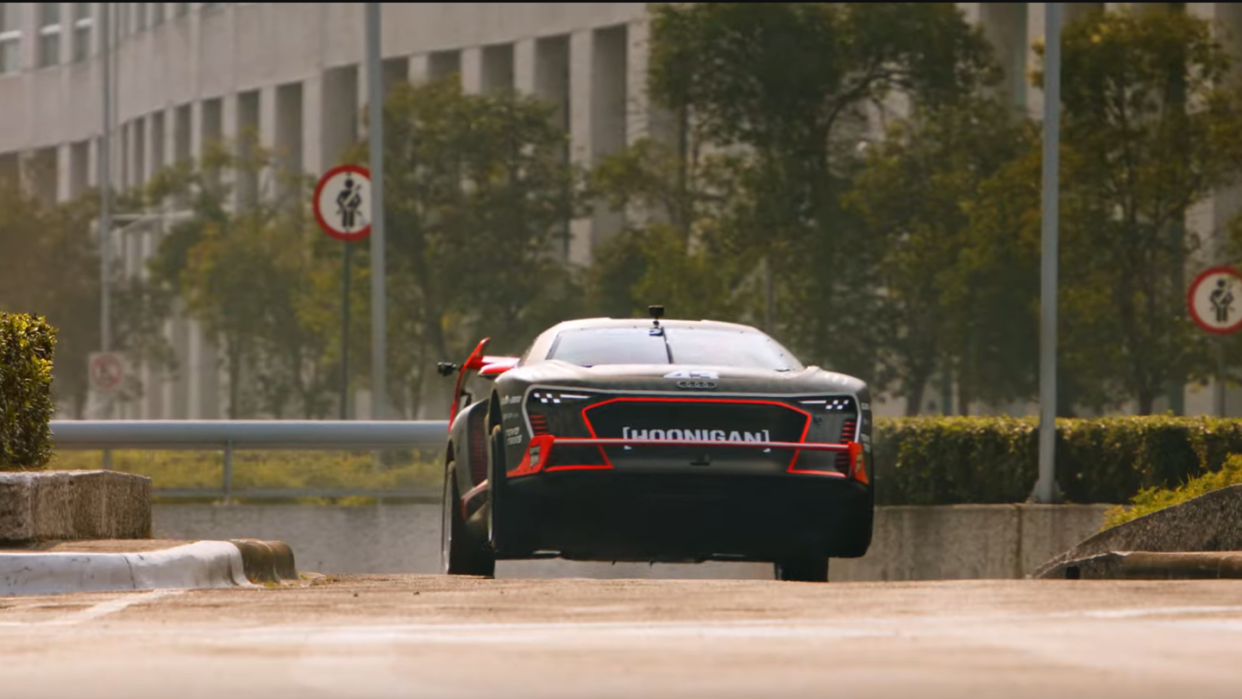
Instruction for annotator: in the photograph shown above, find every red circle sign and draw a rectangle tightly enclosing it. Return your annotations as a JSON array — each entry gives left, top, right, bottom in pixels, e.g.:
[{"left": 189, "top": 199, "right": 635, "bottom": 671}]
[
  {"left": 1188, "top": 265, "right": 1242, "bottom": 335},
  {"left": 91, "top": 354, "right": 124, "bottom": 392},
  {"left": 313, "top": 164, "right": 372, "bottom": 242}
]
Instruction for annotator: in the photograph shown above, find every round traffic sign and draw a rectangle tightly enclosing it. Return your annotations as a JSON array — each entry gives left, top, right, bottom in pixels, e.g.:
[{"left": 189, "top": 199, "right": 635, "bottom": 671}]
[
  {"left": 1188, "top": 266, "right": 1242, "bottom": 335},
  {"left": 313, "top": 164, "right": 372, "bottom": 242},
  {"left": 90, "top": 353, "right": 124, "bottom": 392}
]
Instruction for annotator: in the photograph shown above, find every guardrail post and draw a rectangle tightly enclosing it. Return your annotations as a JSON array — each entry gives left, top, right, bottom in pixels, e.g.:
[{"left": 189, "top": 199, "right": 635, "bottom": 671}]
[{"left": 222, "top": 440, "right": 234, "bottom": 506}]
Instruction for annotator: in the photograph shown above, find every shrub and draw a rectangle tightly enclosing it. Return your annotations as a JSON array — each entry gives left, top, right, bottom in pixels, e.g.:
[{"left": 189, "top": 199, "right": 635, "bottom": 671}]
[
  {"left": 0, "top": 313, "right": 56, "bottom": 470},
  {"left": 1100, "top": 454, "right": 1242, "bottom": 529},
  {"left": 872, "top": 416, "right": 1242, "bottom": 505}
]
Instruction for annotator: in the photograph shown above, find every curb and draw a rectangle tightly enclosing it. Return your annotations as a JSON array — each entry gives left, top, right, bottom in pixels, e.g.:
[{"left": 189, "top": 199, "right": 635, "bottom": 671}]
[
  {"left": 228, "top": 539, "right": 299, "bottom": 584},
  {"left": 0, "top": 540, "right": 299, "bottom": 597},
  {"left": 1037, "top": 551, "right": 1242, "bottom": 580}
]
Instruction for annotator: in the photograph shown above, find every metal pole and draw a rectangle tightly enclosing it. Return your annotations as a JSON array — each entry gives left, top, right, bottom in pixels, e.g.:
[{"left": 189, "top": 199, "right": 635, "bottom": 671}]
[
  {"left": 340, "top": 242, "right": 352, "bottom": 420},
  {"left": 222, "top": 441, "right": 234, "bottom": 506},
  {"left": 1034, "top": 2, "right": 1062, "bottom": 504},
  {"left": 366, "top": 2, "right": 388, "bottom": 421},
  {"left": 1216, "top": 338, "right": 1227, "bottom": 417},
  {"left": 100, "top": 2, "right": 115, "bottom": 470},
  {"left": 764, "top": 256, "right": 774, "bottom": 333}
]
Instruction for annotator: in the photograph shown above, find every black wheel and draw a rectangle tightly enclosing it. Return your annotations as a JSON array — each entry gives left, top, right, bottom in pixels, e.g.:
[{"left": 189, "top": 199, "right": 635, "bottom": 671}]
[
  {"left": 441, "top": 460, "right": 495, "bottom": 577},
  {"left": 774, "top": 557, "right": 829, "bottom": 582}
]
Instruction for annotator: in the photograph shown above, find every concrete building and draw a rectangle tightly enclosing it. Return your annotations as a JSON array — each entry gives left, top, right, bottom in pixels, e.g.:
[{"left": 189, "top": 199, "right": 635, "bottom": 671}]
[{"left": 0, "top": 3, "right": 1238, "bottom": 419}]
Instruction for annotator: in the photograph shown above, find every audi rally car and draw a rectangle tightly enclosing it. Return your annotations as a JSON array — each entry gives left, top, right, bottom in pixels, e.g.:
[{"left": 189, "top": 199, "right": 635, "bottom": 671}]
[{"left": 438, "top": 308, "right": 874, "bottom": 582}]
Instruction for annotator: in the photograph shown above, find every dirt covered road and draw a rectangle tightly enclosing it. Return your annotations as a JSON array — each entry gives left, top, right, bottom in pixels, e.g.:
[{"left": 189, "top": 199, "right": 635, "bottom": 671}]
[{"left": 3, "top": 575, "right": 1242, "bottom": 699}]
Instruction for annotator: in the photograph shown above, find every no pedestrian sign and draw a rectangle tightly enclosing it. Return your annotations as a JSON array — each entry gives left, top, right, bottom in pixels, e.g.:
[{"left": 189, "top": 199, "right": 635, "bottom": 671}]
[
  {"left": 89, "top": 352, "right": 125, "bottom": 394},
  {"left": 1188, "top": 266, "right": 1242, "bottom": 335},
  {"left": 314, "top": 164, "right": 372, "bottom": 242}
]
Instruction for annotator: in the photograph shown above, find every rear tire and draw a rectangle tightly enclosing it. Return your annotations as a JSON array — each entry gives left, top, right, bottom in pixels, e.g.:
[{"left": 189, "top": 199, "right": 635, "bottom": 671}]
[
  {"left": 441, "top": 460, "right": 495, "bottom": 577},
  {"left": 774, "top": 557, "right": 829, "bottom": 582}
]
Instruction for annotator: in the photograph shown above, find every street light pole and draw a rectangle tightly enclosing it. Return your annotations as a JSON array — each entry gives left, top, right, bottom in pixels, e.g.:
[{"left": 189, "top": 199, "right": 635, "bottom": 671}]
[
  {"left": 99, "top": 2, "right": 114, "bottom": 469},
  {"left": 366, "top": 3, "right": 388, "bottom": 421},
  {"left": 1034, "top": 2, "right": 1062, "bottom": 504},
  {"left": 99, "top": 2, "right": 113, "bottom": 357}
]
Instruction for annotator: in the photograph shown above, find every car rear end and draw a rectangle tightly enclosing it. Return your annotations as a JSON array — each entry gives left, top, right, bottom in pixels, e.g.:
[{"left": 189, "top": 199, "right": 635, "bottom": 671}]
[{"left": 497, "top": 386, "right": 874, "bottom": 563}]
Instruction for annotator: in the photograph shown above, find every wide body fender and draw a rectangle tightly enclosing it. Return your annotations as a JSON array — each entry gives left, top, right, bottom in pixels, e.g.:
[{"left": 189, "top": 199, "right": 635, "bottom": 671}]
[{"left": 447, "top": 398, "right": 493, "bottom": 519}]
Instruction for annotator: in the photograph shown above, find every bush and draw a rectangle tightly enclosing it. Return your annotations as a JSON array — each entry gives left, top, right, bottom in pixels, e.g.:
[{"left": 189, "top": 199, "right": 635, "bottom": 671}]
[
  {"left": 1100, "top": 454, "right": 1242, "bottom": 529},
  {"left": 0, "top": 313, "right": 56, "bottom": 470},
  {"left": 872, "top": 416, "right": 1242, "bottom": 505}
]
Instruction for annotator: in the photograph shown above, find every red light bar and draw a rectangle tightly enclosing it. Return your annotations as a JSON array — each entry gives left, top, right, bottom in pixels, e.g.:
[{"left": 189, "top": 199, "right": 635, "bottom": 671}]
[{"left": 551, "top": 437, "right": 852, "bottom": 452}]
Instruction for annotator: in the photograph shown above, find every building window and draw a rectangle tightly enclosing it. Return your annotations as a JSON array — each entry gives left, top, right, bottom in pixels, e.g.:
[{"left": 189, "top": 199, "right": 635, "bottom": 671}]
[
  {"left": 134, "top": 2, "right": 147, "bottom": 32},
  {"left": 175, "top": 3, "right": 189, "bottom": 18},
  {"left": 152, "top": 2, "right": 165, "bottom": 26},
  {"left": 38, "top": 3, "right": 61, "bottom": 69},
  {"left": 0, "top": 3, "right": 22, "bottom": 75},
  {"left": 72, "top": 3, "right": 91, "bottom": 63}
]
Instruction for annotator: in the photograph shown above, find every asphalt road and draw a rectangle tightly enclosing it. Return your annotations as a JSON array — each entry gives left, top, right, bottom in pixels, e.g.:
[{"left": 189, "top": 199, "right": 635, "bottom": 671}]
[{"left": 3, "top": 575, "right": 1242, "bottom": 699}]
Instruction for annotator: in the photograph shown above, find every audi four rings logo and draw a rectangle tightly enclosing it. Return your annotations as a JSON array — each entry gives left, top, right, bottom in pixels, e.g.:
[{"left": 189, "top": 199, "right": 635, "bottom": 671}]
[{"left": 676, "top": 380, "right": 717, "bottom": 389}]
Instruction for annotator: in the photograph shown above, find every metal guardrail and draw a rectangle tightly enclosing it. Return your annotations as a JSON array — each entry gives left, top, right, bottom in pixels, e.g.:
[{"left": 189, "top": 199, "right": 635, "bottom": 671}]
[{"left": 49, "top": 420, "right": 449, "bottom": 504}]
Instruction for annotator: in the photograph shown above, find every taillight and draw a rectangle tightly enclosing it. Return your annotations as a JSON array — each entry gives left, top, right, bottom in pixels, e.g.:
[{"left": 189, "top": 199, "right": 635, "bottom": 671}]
[
  {"left": 834, "top": 419, "right": 857, "bottom": 472},
  {"left": 525, "top": 390, "right": 606, "bottom": 468}
]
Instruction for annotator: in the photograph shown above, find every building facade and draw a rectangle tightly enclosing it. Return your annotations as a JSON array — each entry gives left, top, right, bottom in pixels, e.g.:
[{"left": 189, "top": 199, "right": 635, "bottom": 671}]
[{"left": 0, "top": 3, "right": 1239, "bottom": 419}]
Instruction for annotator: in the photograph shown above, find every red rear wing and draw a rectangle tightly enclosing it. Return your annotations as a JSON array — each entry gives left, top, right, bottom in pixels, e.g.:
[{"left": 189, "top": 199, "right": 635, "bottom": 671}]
[{"left": 446, "top": 337, "right": 519, "bottom": 429}]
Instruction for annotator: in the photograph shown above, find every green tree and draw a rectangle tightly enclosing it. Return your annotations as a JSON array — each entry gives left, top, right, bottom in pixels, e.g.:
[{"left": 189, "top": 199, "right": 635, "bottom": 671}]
[
  {"left": 145, "top": 134, "right": 339, "bottom": 418},
  {"left": 847, "top": 96, "right": 1039, "bottom": 415},
  {"left": 645, "top": 2, "right": 1001, "bottom": 381},
  {"left": 1034, "top": 7, "right": 1242, "bottom": 414},
  {"left": 0, "top": 173, "right": 106, "bottom": 417},
  {"left": 347, "top": 78, "right": 584, "bottom": 417},
  {"left": 585, "top": 136, "right": 757, "bottom": 323}
]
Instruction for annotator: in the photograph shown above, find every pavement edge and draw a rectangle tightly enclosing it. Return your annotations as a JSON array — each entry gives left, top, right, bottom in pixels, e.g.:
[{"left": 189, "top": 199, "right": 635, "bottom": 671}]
[{"left": 0, "top": 539, "right": 299, "bottom": 596}]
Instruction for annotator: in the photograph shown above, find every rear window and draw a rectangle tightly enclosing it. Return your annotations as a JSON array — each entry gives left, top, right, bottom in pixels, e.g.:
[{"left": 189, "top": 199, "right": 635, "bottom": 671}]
[
  {"left": 546, "top": 327, "right": 802, "bottom": 371},
  {"left": 548, "top": 328, "right": 670, "bottom": 366}
]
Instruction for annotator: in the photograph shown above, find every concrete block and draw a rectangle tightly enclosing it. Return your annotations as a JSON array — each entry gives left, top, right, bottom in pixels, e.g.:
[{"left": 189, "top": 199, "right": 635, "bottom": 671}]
[
  {"left": 0, "top": 471, "right": 151, "bottom": 545},
  {"left": 1033, "top": 484, "right": 1242, "bottom": 578}
]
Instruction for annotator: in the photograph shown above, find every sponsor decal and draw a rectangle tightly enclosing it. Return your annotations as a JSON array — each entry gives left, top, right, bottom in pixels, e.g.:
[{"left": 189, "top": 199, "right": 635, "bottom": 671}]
[
  {"left": 676, "top": 380, "right": 717, "bottom": 390},
  {"left": 505, "top": 426, "right": 524, "bottom": 446},
  {"left": 621, "top": 426, "right": 772, "bottom": 443},
  {"left": 664, "top": 369, "right": 719, "bottom": 380}
]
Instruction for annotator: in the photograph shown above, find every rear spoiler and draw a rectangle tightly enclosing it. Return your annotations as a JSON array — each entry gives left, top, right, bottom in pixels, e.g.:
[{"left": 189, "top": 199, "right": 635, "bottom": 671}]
[{"left": 437, "top": 337, "right": 519, "bottom": 428}]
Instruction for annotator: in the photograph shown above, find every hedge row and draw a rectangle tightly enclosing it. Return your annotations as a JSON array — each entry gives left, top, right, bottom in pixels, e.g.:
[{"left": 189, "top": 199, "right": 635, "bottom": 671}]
[
  {"left": 871, "top": 416, "right": 1242, "bottom": 505},
  {"left": 0, "top": 313, "right": 56, "bottom": 470}
]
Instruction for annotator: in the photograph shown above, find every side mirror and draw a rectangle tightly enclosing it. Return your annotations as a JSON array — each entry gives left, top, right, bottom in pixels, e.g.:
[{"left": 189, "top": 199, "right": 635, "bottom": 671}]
[{"left": 437, "top": 362, "right": 459, "bottom": 377}]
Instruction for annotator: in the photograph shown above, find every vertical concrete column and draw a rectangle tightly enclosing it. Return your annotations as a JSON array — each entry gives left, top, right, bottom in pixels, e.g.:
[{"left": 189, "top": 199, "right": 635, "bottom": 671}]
[
  {"left": 188, "top": 98, "right": 221, "bottom": 419},
  {"left": 461, "top": 46, "right": 484, "bottom": 94},
  {"left": 514, "top": 39, "right": 536, "bottom": 94},
  {"left": 625, "top": 19, "right": 675, "bottom": 147},
  {"left": 409, "top": 54, "right": 431, "bottom": 84},
  {"left": 624, "top": 19, "right": 675, "bottom": 229},
  {"left": 590, "top": 25, "right": 628, "bottom": 248},
  {"left": 86, "top": 137, "right": 99, "bottom": 189},
  {"left": 302, "top": 75, "right": 324, "bottom": 175},
  {"left": 56, "top": 144, "right": 73, "bottom": 202},
  {"left": 568, "top": 30, "right": 595, "bottom": 266}
]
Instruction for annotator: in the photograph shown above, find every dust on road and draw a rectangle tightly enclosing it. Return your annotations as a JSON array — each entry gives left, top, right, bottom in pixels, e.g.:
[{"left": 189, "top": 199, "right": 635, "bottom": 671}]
[{"left": 3, "top": 576, "right": 1242, "bottom": 699}]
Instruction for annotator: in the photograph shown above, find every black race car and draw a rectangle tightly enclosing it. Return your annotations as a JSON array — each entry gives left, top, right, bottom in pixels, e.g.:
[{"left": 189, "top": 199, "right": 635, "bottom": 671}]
[{"left": 438, "top": 307, "right": 874, "bottom": 582}]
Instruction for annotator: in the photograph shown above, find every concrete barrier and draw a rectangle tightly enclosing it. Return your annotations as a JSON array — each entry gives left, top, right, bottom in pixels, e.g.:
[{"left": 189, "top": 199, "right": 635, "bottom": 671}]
[
  {"left": 152, "top": 502, "right": 1110, "bottom": 581},
  {"left": 0, "top": 471, "right": 151, "bottom": 545}
]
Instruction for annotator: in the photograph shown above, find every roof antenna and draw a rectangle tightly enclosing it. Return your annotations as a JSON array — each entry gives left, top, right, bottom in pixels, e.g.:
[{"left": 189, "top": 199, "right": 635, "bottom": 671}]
[{"left": 648, "top": 304, "right": 665, "bottom": 336}]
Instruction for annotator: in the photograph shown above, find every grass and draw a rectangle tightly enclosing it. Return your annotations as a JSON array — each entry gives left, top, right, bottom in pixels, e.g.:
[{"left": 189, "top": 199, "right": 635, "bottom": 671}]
[
  {"left": 1101, "top": 454, "right": 1242, "bottom": 530},
  {"left": 46, "top": 449, "right": 444, "bottom": 505}
]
